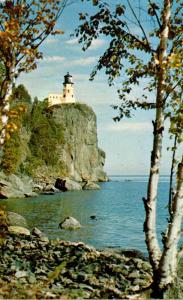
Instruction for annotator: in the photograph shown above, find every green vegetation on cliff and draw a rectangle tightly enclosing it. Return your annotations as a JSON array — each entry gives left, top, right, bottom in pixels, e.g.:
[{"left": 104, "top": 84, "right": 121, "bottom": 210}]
[
  {"left": 1, "top": 85, "right": 32, "bottom": 174},
  {"left": 24, "top": 99, "right": 65, "bottom": 176},
  {"left": 0, "top": 85, "right": 107, "bottom": 182}
]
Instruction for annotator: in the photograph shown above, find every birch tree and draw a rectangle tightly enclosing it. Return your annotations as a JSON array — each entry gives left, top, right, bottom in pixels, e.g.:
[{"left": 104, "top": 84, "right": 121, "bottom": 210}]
[
  {"left": 0, "top": 0, "right": 68, "bottom": 146},
  {"left": 75, "top": 0, "right": 183, "bottom": 297}
]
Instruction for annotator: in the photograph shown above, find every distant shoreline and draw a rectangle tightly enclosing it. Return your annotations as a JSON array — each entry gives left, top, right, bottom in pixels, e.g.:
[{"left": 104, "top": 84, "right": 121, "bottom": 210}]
[{"left": 108, "top": 174, "right": 170, "bottom": 177}]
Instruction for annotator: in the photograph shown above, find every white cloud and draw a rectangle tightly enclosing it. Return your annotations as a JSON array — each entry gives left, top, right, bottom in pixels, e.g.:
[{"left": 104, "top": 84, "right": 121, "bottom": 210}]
[
  {"left": 42, "top": 55, "right": 96, "bottom": 66},
  {"left": 65, "top": 38, "right": 78, "bottom": 45},
  {"left": 107, "top": 122, "right": 152, "bottom": 132},
  {"left": 70, "top": 56, "right": 97, "bottom": 66},
  {"left": 44, "top": 38, "right": 60, "bottom": 44},
  {"left": 89, "top": 39, "right": 106, "bottom": 50},
  {"left": 65, "top": 38, "right": 105, "bottom": 50},
  {"left": 44, "top": 56, "right": 65, "bottom": 62}
]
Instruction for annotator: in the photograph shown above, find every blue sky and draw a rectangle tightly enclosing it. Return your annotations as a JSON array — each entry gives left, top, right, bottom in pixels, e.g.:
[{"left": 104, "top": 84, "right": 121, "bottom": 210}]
[{"left": 17, "top": 1, "right": 182, "bottom": 175}]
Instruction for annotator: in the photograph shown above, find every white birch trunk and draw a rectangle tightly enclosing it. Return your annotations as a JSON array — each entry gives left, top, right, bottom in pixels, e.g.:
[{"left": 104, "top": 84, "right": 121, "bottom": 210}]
[
  {"left": 143, "top": 0, "right": 172, "bottom": 271},
  {"left": 159, "top": 157, "right": 183, "bottom": 289},
  {"left": 0, "top": 68, "right": 15, "bottom": 147}
]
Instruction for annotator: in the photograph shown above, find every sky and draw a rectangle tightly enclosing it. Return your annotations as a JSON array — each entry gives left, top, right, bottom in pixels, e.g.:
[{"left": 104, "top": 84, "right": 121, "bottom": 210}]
[{"left": 17, "top": 0, "right": 182, "bottom": 175}]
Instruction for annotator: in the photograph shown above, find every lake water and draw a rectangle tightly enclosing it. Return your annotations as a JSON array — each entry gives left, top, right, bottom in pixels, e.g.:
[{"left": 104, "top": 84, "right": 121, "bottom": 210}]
[{"left": 1, "top": 175, "right": 175, "bottom": 253}]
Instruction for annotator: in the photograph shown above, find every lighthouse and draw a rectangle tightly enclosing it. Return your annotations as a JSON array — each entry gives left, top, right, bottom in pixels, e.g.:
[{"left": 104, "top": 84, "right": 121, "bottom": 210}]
[
  {"left": 48, "top": 72, "right": 76, "bottom": 107},
  {"left": 62, "top": 72, "right": 75, "bottom": 103}
]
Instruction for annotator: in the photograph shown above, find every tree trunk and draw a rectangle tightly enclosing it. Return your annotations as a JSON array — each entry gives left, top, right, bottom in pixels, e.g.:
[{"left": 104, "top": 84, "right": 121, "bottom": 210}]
[
  {"left": 144, "top": 0, "right": 172, "bottom": 298},
  {"left": 0, "top": 69, "right": 15, "bottom": 147},
  {"left": 143, "top": 0, "right": 172, "bottom": 273},
  {"left": 158, "top": 157, "right": 183, "bottom": 295},
  {"left": 168, "top": 135, "right": 177, "bottom": 217}
]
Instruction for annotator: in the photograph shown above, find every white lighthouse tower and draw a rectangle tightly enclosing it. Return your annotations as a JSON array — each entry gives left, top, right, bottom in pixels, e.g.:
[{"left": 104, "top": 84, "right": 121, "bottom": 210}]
[
  {"left": 62, "top": 72, "right": 76, "bottom": 103},
  {"left": 48, "top": 72, "right": 76, "bottom": 107}
]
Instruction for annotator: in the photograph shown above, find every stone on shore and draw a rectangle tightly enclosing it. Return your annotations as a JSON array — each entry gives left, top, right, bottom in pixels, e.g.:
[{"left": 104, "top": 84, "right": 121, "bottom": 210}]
[
  {"left": 83, "top": 181, "right": 101, "bottom": 190},
  {"left": 7, "top": 211, "right": 28, "bottom": 228},
  {"left": 59, "top": 216, "right": 82, "bottom": 229},
  {"left": 0, "top": 233, "right": 154, "bottom": 299},
  {"left": 0, "top": 172, "right": 37, "bottom": 199},
  {"left": 64, "top": 178, "right": 82, "bottom": 191},
  {"left": 8, "top": 226, "right": 31, "bottom": 236}
]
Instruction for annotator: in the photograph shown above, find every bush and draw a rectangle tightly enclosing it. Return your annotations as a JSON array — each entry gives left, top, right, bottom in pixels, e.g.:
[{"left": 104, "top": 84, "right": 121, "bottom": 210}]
[
  {"left": 0, "top": 131, "right": 21, "bottom": 174},
  {"left": 25, "top": 100, "right": 65, "bottom": 175}
]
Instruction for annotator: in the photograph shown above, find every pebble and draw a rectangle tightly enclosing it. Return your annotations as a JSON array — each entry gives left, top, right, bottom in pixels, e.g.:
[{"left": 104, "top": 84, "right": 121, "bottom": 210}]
[{"left": 15, "top": 270, "right": 27, "bottom": 278}]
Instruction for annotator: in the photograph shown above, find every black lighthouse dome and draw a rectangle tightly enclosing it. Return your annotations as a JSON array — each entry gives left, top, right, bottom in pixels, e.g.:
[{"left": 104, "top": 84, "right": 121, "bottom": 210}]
[{"left": 64, "top": 72, "right": 73, "bottom": 84}]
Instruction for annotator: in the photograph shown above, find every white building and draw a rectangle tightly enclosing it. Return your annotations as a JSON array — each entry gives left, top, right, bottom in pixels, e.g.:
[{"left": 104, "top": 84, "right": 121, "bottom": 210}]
[{"left": 48, "top": 72, "right": 76, "bottom": 107}]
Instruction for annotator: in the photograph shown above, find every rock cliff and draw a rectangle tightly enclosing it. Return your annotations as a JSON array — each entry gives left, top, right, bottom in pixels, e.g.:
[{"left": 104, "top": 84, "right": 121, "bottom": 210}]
[
  {"left": 20, "top": 102, "right": 108, "bottom": 184},
  {"left": 47, "top": 103, "right": 107, "bottom": 182}
]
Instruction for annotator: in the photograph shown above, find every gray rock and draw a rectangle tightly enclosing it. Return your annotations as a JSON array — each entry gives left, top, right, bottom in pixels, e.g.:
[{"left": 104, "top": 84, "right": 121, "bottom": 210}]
[
  {"left": 83, "top": 181, "right": 101, "bottom": 190},
  {"left": 32, "top": 227, "right": 44, "bottom": 237},
  {"left": 0, "top": 172, "right": 36, "bottom": 199},
  {"left": 44, "top": 184, "right": 59, "bottom": 193},
  {"left": 32, "top": 227, "right": 49, "bottom": 243},
  {"left": 59, "top": 216, "right": 81, "bottom": 229},
  {"left": 7, "top": 211, "right": 28, "bottom": 228},
  {"left": 15, "top": 270, "right": 28, "bottom": 278},
  {"left": 8, "top": 226, "right": 30, "bottom": 236},
  {"left": 33, "top": 183, "right": 44, "bottom": 192},
  {"left": 64, "top": 178, "right": 82, "bottom": 191}
]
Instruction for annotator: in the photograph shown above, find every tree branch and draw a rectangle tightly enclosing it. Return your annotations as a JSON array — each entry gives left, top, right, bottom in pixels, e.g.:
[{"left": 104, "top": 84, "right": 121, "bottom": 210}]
[{"left": 127, "top": 0, "right": 151, "bottom": 48}]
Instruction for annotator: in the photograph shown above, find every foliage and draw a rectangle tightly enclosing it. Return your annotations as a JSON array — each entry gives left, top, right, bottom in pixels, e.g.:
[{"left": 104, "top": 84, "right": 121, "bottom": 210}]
[
  {"left": 0, "top": 129, "right": 21, "bottom": 174},
  {"left": 76, "top": 0, "right": 182, "bottom": 119},
  {"left": 0, "top": 84, "right": 32, "bottom": 174},
  {"left": 24, "top": 99, "right": 65, "bottom": 175},
  {"left": 11, "top": 85, "right": 32, "bottom": 105},
  {"left": 0, "top": 205, "right": 9, "bottom": 246},
  {"left": 0, "top": 0, "right": 68, "bottom": 146}
]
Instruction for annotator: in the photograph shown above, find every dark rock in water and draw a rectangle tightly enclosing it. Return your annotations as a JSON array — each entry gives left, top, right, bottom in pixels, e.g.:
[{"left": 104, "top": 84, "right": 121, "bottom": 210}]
[
  {"left": 90, "top": 215, "right": 97, "bottom": 220},
  {"left": 59, "top": 216, "right": 81, "bottom": 229},
  {"left": 55, "top": 178, "right": 68, "bottom": 192}
]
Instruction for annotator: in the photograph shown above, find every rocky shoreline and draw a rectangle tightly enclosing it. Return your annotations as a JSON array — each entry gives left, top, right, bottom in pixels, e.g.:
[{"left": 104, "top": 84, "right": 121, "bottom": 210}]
[
  {"left": 0, "top": 172, "right": 105, "bottom": 199},
  {"left": 0, "top": 230, "right": 153, "bottom": 299}
]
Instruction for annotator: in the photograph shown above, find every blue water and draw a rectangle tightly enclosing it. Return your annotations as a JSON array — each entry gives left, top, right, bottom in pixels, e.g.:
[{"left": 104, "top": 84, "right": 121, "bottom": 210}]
[{"left": 1, "top": 176, "right": 174, "bottom": 253}]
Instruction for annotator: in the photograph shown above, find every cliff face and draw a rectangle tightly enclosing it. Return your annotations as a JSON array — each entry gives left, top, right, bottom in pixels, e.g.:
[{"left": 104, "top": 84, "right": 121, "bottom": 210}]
[
  {"left": 49, "top": 103, "right": 107, "bottom": 182},
  {"left": 20, "top": 103, "right": 108, "bottom": 183}
]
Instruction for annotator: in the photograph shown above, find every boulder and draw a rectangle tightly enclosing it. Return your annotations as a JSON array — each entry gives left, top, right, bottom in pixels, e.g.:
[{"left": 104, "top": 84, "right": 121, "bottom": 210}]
[
  {"left": 32, "top": 227, "right": 49, "bottom": 243},
  {"left": 0, "top": 172, "right": 37, "bottom": 199},
  {"left": 64, "top": 178, "right": 82, "bottom": 191},
  {"left": 55, "top": 178, "right": 68, "bottom": 192},
  {"left": 44, "top": 184, "right": 60, "bottom": 193},
  {"left": 83, "top": 181, "right": 101, "bottom": 190},
  {"left": 33, "top": 183, "right": 44, "bottom": 192},
  {"left": 32, "top": 227, "right": 44, "bottom": 238},
  {"left": 59, "top": 216, "right": 81, "bottom": 230},
  {"left": 7, "top": 211, "right": 28, "bottom": 228},
  {"left": 8, "top": 226, "right": 30, "bottom": 236}
]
